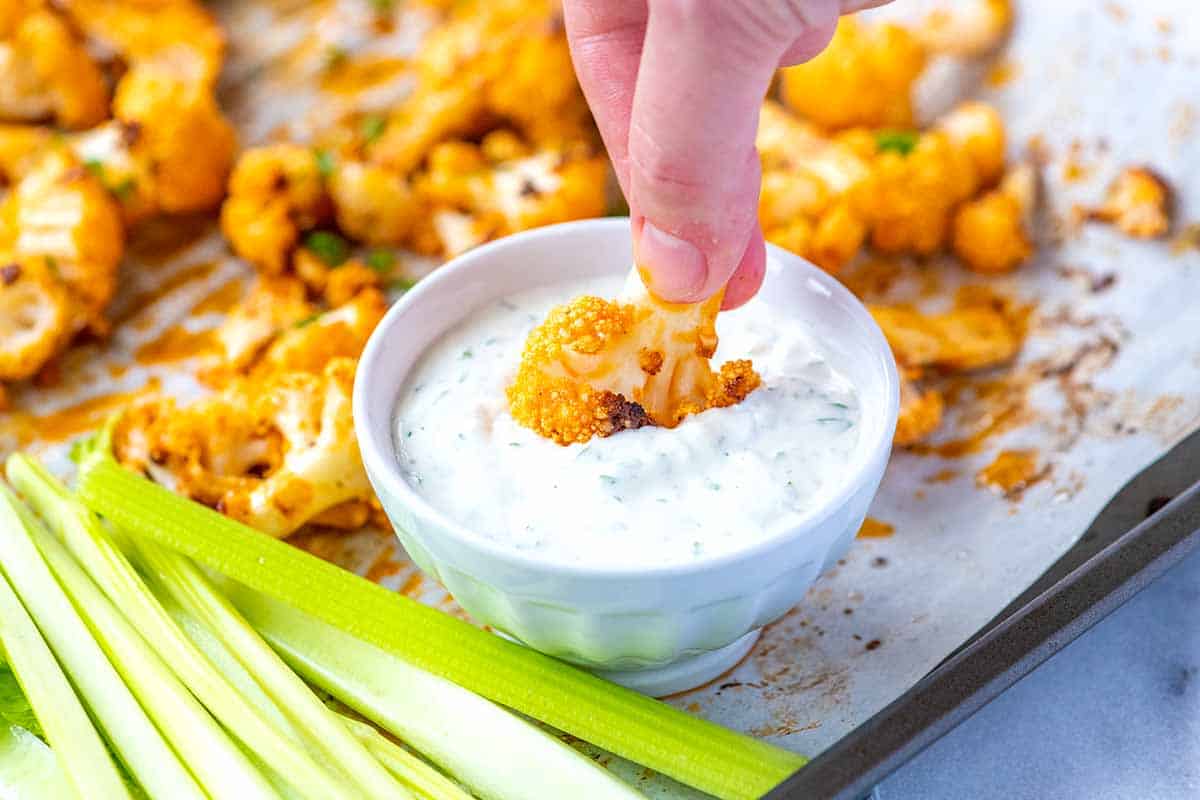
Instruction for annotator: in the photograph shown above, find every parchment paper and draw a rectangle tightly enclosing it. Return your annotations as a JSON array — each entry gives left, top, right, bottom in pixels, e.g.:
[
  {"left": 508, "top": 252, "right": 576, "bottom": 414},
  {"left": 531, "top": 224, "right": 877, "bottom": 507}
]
[{"left": 2, "top": 1, "right": 1197, "bottom": 796}]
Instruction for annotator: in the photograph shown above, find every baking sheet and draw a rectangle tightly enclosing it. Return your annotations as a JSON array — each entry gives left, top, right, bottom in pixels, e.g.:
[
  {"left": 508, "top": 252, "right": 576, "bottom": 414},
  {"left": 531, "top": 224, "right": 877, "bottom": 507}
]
[{"left": 1, "top": 1, "right": 1198, "bottom": 797}]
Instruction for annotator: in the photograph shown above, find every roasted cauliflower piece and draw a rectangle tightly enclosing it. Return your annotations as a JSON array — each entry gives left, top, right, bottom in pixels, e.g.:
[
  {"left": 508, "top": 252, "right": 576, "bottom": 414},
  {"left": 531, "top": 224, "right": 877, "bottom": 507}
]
[
  {"left": 369, "top": 0, "right": 593, "bottom": 172},
  {"left": 508, "top": 270, "right": 761, "bottom": 445},
  {"left": 328, "top": 160, "right": 420, "bottom": 246},
  {"left": 0, "top": 255, "right": 72, "bottom": 381},
  {"left": 221, "top": 144, "right": 331, "bottom": 274},
  {"left": 417, "top": 139, "right": 607, "bottom": 256},
  {"left": 115, "top": 358, "right": 375, "bottom": 538},
  {"left": 953, "top": 163, "right": 1038, "bottom": 274},
  {"left": 0, "top": 150, "right": 124, "bottom": 335},
  {"left": 756, "top": 101, "right": 872, "bottom": 272},
  {"left": 254, "top": 287, "right": 387, "bottom": 378},
  {"left": 111, "top": 61, "right": 237, "bottom": 215},
  {"left": 857, "top": 102, "right": 1006, "bottom": 256},
  {"left": 0, "top": 1, "right": 109, "bottom": 128},
  {"left": 59, "top": 0, "right": 225, "bottom": 87},
  {"left": 779, "top": 17, "right": 927, "bottom": 131},
  {"left": 209, "top": 276, "right": 315, "bottom": 375},
  {"left": 916, "top": 0, "right": 1014, "bottom": 58},
  {"left": 871, "top": 304, "right": 1019, "bottom": 373},
  {"left": 1084, "top": 166, "right": 1172, "bottom": 239}
]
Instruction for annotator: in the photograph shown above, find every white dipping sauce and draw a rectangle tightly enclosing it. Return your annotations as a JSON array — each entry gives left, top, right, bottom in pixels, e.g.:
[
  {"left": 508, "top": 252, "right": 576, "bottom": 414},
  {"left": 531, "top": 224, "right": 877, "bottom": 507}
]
[{"left": 394, "top": 276, "right": 862, "bottom": 568}]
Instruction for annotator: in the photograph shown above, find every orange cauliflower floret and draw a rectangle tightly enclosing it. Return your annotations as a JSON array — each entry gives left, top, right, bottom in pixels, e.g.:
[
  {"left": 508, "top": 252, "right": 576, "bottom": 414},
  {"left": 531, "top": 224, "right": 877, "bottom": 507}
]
[
  {"left": 871, "top": 304, "right": 1019, "bottom": 374},
  {"left": 916, "top": 0, "right": 1014, "bottom": 58},
  {"left": 0, "top": 255, "right": 72, "bottom": 381},
  {"left": 60, "top": 0, "right": 226, "bottom": 88},
  {"left": 417, "top": 139, "right": 607, "bottom": 257},
  {"left": 779, "top": 16, "right": 927, "bottom": 131},
  {"left": 1084, "top": 166, "right": 1172, "bottom": 239},
  {"left": 327, "top": 159, "right": 420, "bottom": 246},
  {"left": 508, "top": 271, "right": 761, "bottom": 445},
  {"left": 221, "top": 144, "right": 331, "bottom": 274},
  {"left": 0, "top": 150, "right": 124, "bottom": 336},
  {"left": 112, "top": 60, "right": 237, "bottom": 215},
  {"left": 115, "top": 358, "right": 376, "bottom": 538},
  {"left": 953, "top": 163, "right": 1038, "bottom": 274},
  {"left": 0, "top": 2, "right": 109, "bottom": 129}
]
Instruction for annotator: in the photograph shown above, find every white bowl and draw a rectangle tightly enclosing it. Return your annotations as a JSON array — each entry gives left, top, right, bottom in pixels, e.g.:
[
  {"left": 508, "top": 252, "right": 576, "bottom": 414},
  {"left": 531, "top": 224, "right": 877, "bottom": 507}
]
[{"left": 354, "top": 218, "right": 898, "bottom": 695}]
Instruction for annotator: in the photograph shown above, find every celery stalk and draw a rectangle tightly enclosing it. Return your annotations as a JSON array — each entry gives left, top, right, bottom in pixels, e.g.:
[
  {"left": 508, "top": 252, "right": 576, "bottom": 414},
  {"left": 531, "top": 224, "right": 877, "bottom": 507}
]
[
  {"left": 77, "top": 452, "right": 804, "bottom": 800},
  {"left": 0, "top": 570, "right": 129, "bottom": 799},
  {"left": 19, "top": 494, "right": 281, "bottom": 800},
  {"left": 9, "top": 456, "right": 348, "bottom": 800},
  {"left": 0, "top": 721, "right": 74, "bottom": 799},
  {"left": 133, "top": 538, "right": 413, "bottom": 800},
  {"left": 0, "top": 486, "right": 206, "bottom": 800},
  {"left": 233, "top": 589, "right": 642, "bottom": 800},
  {"left": 336, "top": 714, "right": 472, "bottom": 800}
]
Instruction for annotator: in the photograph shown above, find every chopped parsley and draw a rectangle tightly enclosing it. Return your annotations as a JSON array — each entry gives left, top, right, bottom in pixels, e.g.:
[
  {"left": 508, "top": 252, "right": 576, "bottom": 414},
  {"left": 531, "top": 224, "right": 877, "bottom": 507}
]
[
  {"left": 83, "top": 158, "right": 105, "bottom": 178},
  {"left": 875, "top": 130, "right": 918, "bottom": 156},
  {"left": 365, "top": 249, "right": 395, "bottom": 273},
  {"left": 293, "top": 312, "right": 323, "bottom": 328},
  {"left": 314, "top": 148, "right": 336, "bottom": 178},
  {"left": 599, "top": 475, "right": 617, "bottom": 486},
  {"left": 389, "top": 276, "right": 418, "bottom": 293},
  {"left": 360, "top": 114, "right": 388, "bottom": 145},
  {"left": 460, "top": 349, "right": 473, "bottom": 360},
  {"left": 303, "top": 230, "right": 349, "bottom": 266}
]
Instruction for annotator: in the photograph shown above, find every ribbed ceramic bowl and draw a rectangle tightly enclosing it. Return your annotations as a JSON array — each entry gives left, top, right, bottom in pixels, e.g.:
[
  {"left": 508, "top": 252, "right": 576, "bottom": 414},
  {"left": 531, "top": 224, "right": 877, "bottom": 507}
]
[{"left": 354, "top": 218, "right": 898, "bottom": 695}]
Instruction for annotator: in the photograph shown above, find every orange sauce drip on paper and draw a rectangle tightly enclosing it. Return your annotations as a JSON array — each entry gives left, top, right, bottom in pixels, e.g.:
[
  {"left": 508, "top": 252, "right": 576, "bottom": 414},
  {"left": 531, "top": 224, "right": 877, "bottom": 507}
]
[
  {"left": 925, "top": 468, "right": 959, "bottom": 484},
  {"left": 191, "top": 278, "right": 244, "bottom": 316},
  {"left": 134, "top": 325, "right": 216, "bottom": 365},
  {"left": 23, "top": 378, "right": 161, "bottom": 443},
  {"left": 976, "top": 449, "right": 1042, "bottom": 496},
  {"left": 113, "top": 261, "right": 218, "bottom": 324},
  {"left": 985, "top": 59, "right": 1019, "bottom": 87},
  {"left": 857, "top": 518, "right": 895, "bottom": 539}
]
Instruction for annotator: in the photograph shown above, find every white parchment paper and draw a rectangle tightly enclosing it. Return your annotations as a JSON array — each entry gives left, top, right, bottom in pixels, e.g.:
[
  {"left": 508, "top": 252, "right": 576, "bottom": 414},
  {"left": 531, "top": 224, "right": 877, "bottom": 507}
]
[{"left": 2, "top": 1, "right": 1197, "bottom": 796}]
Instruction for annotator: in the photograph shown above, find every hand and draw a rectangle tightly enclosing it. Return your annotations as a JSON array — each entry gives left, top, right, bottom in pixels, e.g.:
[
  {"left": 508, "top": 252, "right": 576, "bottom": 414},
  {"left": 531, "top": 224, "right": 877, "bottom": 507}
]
[{"left": 564, "top": 0, "right": 889, "bottom": 309}]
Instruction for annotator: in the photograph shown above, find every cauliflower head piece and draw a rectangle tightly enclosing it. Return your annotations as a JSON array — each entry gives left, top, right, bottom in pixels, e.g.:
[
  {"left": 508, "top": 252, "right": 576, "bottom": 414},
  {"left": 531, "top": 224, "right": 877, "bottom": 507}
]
[
  {"left": 116, "top": 358, "right": 376, "bottom": 538},
  {"left": 0, "top": 2, "right": 109, "bottom": 129},
  {"left": 508, "top": 270, "right": 761, "bottom": 445},
  {"left": 1084, "top": 166, "right": 1172, "bottom": 240}
]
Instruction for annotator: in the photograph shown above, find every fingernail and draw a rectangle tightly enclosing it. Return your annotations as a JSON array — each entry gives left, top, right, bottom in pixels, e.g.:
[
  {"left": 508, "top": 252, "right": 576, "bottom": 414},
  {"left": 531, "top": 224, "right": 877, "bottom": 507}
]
[{"left": 633, "top": 221, "right": 709, "bottom": 301}]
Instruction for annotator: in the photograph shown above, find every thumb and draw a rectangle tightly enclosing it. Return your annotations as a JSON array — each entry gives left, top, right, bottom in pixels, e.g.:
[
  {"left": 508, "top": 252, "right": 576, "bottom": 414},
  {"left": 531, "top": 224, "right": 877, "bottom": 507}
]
[{"left": 629, "top": 0, "right": 840, "bottom": 303}]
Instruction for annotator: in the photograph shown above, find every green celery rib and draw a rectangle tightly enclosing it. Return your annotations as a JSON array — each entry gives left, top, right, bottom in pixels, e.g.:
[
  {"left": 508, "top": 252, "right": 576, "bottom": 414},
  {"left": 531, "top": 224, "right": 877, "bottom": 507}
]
[
  {"left": 132, "top": 538, "right": 412, "bottom": 800},
  {"left": 0, "top": 486, "right": 205, "bottom": 800},
  {"left": 336, "top": 714, "right": 473, "bottom": 800},
  {"left": 17, "top": 488, "right": 281, "bottom": 800},
  {"left": 76, "top": 453, "right": 807, "bottom": 800},
  {"left": 10, "top": 455, "right": 345, "bottom": 800},
  {"left": 233, "top": 588, "right": 642, "bottom": 800},
  {"left": 0, "top": 560, "right": 129, "bottom": 800}
]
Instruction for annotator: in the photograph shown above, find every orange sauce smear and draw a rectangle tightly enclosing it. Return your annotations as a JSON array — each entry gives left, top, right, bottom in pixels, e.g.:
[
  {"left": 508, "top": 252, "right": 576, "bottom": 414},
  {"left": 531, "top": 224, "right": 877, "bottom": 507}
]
[
  {"left": 191, "top": 279, "right": 244, "bottom": 316},
  {"left": 985, "top": 59, "right": 1019, "bottom": 87},
  {"left": 18, "top": 378, "right": 161, "bottom": 444},
  {"left": 134, "top": 326, "right": 216, "bottom": 365},
  {"left": 976, "top": 449, "right": 1044, "bottom": 497},
  {"left": 857, "top": 518, "right": 895, "bottom": 539},
  {"left": 112, "top": 261, "right": 218, "bottom": 325}
]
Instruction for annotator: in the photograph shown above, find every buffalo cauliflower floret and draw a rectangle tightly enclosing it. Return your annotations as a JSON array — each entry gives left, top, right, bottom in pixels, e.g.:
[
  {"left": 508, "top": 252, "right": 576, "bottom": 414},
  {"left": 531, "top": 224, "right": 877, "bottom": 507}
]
[
  {"left": 756, "top": 102, "right": 872, "bottom": 272},
  {"left": 112, "top": 61, "right": 237, "bottom": 214},
  {"left": 0, "top": 255, "right": 72, "bottom": 381},
  {"left": 368, "top": 0, "right": 593, "bottom": 172},
  {"left": 779, "top": 17, "right": 927, "bottom": 131},
  {"left": 253, "top": 287, "right": 387, "bottom": 378},
  {"left": 115, "top": 358, "right": 375, "bottom": 538},
  {"left": 0, "top": 150, "right": 124, "bottom": 335},
  {"left": 870, "top": 304, "right": 1019, "bottom": 373},
  {"left": 0, "top": 2, "right": 109, "bottom": 129},
  {"left": 209, "top": 276, "right": 315, "bottom": 375},
  {"left": 417, "top": 138, "right": 607, "bottom": 257},
  {"left": 916, "top": 0, "right": 1014, "bottom": 58},
  {"left": 1083, "top": 166, "right": 1172, "bottom": 239},
  {"left": 59, "top": 0, "right": 225, "bottom": 88},
  {"left": 507, "top": 270, "right": 761, "bottom": 445},
  {"left": 0, "top": 123, "right": 55, "bottom": 179},
  {"left": 327, "top": 159, "right": 420, "bottom": 246},
  {"left": 857, "top": 102, "right": 1006, "bottom": 256},
  {"left": 221, "top": 144, "right": 331, "bottom": 274},
  {"left": 953, "top": 162, "right": 1038, "bottom": 274}
]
